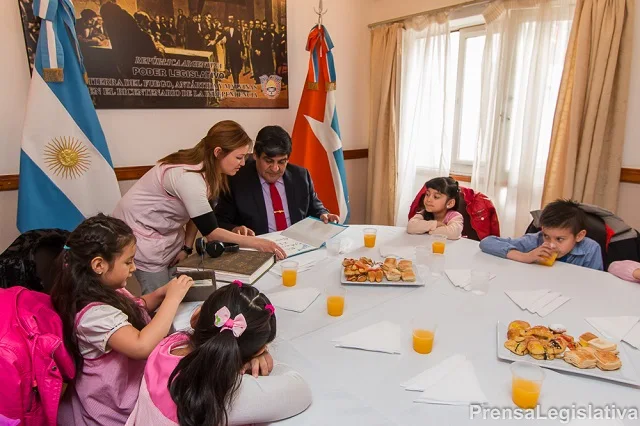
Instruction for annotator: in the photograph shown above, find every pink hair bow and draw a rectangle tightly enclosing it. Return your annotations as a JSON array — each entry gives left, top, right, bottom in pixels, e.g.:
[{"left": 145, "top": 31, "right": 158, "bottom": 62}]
[{"left": 214, "top": 306, "right": 247, "bottom": 337}]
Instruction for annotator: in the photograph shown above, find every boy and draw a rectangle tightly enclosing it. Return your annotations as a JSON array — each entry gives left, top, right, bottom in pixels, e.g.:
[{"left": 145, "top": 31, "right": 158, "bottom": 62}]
[{"left": 479, "top": 200, "right": 603, "bottom": 270}]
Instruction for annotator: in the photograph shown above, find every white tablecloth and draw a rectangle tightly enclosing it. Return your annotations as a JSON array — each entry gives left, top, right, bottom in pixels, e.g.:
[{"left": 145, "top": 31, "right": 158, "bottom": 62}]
[{"left": 174, "top": 225, "right": 640, "bottom": 425}]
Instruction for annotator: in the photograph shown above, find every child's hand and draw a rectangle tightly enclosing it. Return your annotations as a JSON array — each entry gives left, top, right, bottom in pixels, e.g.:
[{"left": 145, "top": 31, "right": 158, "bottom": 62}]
[
  {"left": 524, "top": 245, "right": 556, "bottom": 264},
  {"left": 633, "top": 268, "right": 640, "bottom": 281},
  {"left": 242, "top": 351, "right": 274, "bottom": 378},
  {"left": 165, "top": 275, "right": 194, "bottom": 302}
]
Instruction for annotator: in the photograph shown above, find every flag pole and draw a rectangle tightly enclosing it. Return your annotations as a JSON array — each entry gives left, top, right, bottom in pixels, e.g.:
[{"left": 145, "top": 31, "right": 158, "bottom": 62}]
[{"left": 313, "top": 0, "right": 327, "bottom": 28}]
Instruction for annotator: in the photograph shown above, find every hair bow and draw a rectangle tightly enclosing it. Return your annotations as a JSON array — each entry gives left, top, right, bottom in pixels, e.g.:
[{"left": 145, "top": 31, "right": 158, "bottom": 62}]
[{"left": 214, "top": 306, "right": 247, "bottom": 337}]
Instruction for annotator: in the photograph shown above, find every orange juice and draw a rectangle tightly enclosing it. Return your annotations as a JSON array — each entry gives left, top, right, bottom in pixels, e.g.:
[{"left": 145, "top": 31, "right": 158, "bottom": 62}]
[
  {"left": 364, "top": 234, "right": 377, "bottom": 248},
  {"left": 432, "top": 241, "right": 446, "bottom": 254},
  {"left": 539, "top": 252, "right": 558, "bottom": 267},
  {"left": 282, "top": 270, "right": 297, "bottom": 287},
  {"left": 512, "top": 378, "right": 541, "bottom": 409},
  {"left": 412, "top": 329, "right": 435, "bottom": 354},
  {"left": 327, "top": 296, "right": 345, "bottom": 316}
]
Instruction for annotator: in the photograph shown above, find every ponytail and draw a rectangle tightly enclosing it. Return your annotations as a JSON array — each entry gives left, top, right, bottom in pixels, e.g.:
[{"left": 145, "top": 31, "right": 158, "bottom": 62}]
[{"left": 169, "top": 332, "right": 242, "bottom": 426}]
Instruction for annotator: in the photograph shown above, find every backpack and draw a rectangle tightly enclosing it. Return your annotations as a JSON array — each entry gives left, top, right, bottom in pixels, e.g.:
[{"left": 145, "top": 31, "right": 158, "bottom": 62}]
[
  {"left": 408, "top": 186, "right": 501, "bottom": 241},
  {"left": 0, "top": 287, "right": 75, "bottom": 426}
]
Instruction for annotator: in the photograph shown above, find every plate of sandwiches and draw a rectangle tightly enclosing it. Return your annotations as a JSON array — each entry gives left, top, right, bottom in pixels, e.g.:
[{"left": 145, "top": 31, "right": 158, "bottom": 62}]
[
  {"left": 340, "top": 257, "right": 425, "bottom": 287},
  {"left": 496, "top": 321, "right": 640, "bottom": 387}
]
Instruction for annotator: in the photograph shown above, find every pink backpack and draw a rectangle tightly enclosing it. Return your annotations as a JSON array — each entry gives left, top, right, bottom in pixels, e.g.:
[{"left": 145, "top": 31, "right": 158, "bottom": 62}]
[{"left": 0, "top": 287, "right": 75, "bottom": 426}]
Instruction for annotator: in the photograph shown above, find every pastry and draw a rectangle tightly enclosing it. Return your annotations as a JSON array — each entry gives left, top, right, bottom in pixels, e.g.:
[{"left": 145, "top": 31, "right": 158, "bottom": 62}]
[
  {"left": 556, "top": 334, "right": 577, "bottom": 350},
  {"left": 527, "top": 339, "right": 554, "bottom": 360},
  {"left": 508, "top": 320, "right": 531, "bottom": 331},
  {"left": 397, "top": 260, "right": 413, "bottom": 272},
  {"left": 385, "top": 268, "right": 402, "bottom": 282},
  {"left": 545, "top": 338, "right": 567, "bottom": 356},
  {"left": 525, "top": 326, "right": 554, "bottom": 340},
  {"left": 579, "top": 332, "right": 598, "bottom": 347},
  {"left": 505, "top": 338, "right": 531, "bottom": 356},
  {"left": 587, "top": 338, "right": 617, "bottom": 352},
  {"left": 563, "top": 348, "right": 597, "bottom": 369},
  {"left": 375, "top": 269, "right": 383, "bottom": 283},
  {"left": 367, "top": 270, "right": 376, "bottom": 282},
  {"left": 401, "top": 270, "right": 416, "bottom": 282},
  {"left": 342, "top": 258, "right": 356, "bottom": 267},
  {"left": 359, "top": 257, "right": 374, "bottom": 266},
  {"left": 507, "top": 328, "right": 526, "bottom": 342},
  {"left": 549, "top": 324, "right": 567, "bottom": 334},
  {"left": 591, "top": 350, "right": 622, "bottom": 371},
  {"left": 357, "top": 275, "right": 367, "bottom": 282},
  {"left": 383, "top": 258, "right": 397, "bottom": 268}
]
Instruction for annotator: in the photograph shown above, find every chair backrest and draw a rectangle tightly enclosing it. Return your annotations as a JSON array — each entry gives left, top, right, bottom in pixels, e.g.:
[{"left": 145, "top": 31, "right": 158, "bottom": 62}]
[{"left": 0, "top": 229, "right": 69, "bottom": 292}]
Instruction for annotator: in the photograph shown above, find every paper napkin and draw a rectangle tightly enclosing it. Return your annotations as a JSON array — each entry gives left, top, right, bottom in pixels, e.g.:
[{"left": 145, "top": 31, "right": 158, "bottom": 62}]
[
  {"left": 585, "top": 316, "right": 640, "bottom": 342},
  {"left": 267, "top": 288, "right": 321, "bottom": 313},
  {"left": 445, "top": 270, "right": 496, "bottom": 291},
  {"left": 333, "top": 321, "right": 402, "bottom": 354}
]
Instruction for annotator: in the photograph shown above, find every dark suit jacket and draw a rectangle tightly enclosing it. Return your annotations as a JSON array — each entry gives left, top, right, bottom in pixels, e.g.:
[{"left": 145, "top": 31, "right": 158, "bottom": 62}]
[
  {"left": 215, "top": 160, "right": 328, "bottom": 235},
  {"left": 225, "top": 27, "right": 244, "bottom": 74}
]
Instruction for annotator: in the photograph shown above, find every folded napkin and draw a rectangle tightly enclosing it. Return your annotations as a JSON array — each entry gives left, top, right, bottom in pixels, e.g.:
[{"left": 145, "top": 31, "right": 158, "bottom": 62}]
[
  {"left": 585, "top": 316, "right": 640, "bottom": 342},
  {"left": 536, "top": 296, "right": 571, "bottom": 317},
  {"left": 504, "top": 289, "right": 550, "bottom": 310},
  {"left": 623, "top": 322, "right": 640, "bottom": 349},
  {"left": 333, "top": 321, "right": 402, "bottom": 354},
  {"left": 401, "top": 354, "right": 467, "bottom": 391},
  {"left": 444, "top": 270, "right": 496, "bottom": 291},
  {"left": 172, "top": 301, "right": 203, "bottom": 332},
  {"left": 267, "top": 288, "right": 321, "bottom": 313},
  {"left": 504, "top": 290, "right": 570, "bottom": 317},
  {"left": 403, "top": 355, "right": 488, "bottom": 406},
  {"left": 380, "top": 246, "right": 415, "bottom": 260}
]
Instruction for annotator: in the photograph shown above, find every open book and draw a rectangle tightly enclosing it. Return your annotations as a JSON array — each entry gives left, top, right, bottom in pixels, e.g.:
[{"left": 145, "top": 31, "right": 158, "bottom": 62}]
[{"left": 261, "top": 217, "right": 348, "bottom": 258}]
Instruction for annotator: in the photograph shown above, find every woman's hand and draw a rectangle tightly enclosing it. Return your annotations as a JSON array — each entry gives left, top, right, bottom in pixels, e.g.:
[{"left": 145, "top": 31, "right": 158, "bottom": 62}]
[
  {"left": 169, "top": 249, "right": 189, "bottom": 267},
  {"left": 251, "top": 238, "right": 286, "bottom": 260}
]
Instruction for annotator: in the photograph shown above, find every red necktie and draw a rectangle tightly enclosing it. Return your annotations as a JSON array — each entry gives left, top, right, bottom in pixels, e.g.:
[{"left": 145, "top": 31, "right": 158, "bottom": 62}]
[{"left": 269, "top": 183, "right": 287, "bottom": 231}]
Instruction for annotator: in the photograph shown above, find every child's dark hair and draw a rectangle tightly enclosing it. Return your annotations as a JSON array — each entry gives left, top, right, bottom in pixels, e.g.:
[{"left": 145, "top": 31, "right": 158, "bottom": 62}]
[
  {"left": 169, "top": 284, "right": 277, "bottom": 426},
  {"left": 418, "top": 177, "right": 461, "bottom": 220},
  {"left": 50, "top": 214, "right": 146, "bottom": 369},
  {"left": 539, "top": 199, "right": 586, "bottom": 235}
]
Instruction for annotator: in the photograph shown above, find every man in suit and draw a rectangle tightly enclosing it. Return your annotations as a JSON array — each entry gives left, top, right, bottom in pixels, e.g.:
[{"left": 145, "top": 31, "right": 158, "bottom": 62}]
[
  {"left": 215, "top": 126, "right": 340, "bottom": 236},
  {"left": 224, "top": 15, "right": 244, "bottom": 89}
]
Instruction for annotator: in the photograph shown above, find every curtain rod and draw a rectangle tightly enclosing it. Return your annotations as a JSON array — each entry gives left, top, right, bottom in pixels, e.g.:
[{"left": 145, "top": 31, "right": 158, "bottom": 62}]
[{"left": 367, "top": 0, "right": 486, "bottom": 29}]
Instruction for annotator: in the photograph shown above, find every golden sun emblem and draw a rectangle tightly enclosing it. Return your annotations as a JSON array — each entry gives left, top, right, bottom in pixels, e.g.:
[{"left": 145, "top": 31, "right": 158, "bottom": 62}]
[{"left": 44, "top": 136, "right": 91, "bottom": 179}]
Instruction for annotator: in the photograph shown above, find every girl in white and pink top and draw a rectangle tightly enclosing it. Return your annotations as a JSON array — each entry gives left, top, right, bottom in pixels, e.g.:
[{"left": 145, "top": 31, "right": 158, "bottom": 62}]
[
  {"left": 407, "top": 177, "right": 464, "bottom": 240},
  {"left": 609, "top": 260, "right": 640, "bottom": 283},
  {"left": 126, "top": 283, "right": 312, "bottom": 426},
  {"left": 51, "top": 215, "right": 195, "bottom": 425}
]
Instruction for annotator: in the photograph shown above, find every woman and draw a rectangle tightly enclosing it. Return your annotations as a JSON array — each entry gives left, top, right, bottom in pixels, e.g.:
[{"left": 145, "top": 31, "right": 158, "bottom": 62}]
[{"left": 113, "top": 120, "right": 285, "bottom": 294}]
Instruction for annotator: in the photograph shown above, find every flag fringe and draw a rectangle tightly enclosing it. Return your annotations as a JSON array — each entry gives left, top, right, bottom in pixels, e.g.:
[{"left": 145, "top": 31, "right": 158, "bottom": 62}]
[
  {"left": 326, "top": 82, "right": 336, "bottom": 91},
  {"left": 307, "top": 82, "right": 319, "bottom": 90},
  {"left": 43, "top": 68, "right": 64, "bottom": 82}
]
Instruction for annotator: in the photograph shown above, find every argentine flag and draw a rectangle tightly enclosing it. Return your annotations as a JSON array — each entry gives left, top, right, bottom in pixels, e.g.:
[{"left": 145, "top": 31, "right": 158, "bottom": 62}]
[{"left": 18, "top": 0, "right": 121, "bottom": 232}]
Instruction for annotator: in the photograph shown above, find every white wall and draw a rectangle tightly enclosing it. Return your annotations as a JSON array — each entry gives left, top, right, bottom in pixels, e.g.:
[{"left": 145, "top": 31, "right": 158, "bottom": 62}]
[{"left": 0, "top": 0, "right": 371, "bottom": 251}]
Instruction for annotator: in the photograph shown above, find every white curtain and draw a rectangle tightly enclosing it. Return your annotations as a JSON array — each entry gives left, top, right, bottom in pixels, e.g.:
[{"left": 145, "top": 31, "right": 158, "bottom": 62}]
[
  {"left": 395, "top": 13, "right": 453, "bottom": 226},
  {"left": 472, "top": 0, "right": 575, "bottom": 237}
]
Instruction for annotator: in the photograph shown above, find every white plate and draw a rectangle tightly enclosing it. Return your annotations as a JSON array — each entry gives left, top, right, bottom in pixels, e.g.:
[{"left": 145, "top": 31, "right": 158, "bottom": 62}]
[
  {"left": 340, "top": 269, "right": 425, "bottom": 287},
  {"left": 496, "top": 321, "right": 640, "bottom": 387}
]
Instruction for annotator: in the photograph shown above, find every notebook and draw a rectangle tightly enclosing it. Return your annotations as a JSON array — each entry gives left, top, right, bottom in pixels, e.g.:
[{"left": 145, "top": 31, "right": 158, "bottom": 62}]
[{"left": 261, "top": 217, "right": 348, "bottom": 257}]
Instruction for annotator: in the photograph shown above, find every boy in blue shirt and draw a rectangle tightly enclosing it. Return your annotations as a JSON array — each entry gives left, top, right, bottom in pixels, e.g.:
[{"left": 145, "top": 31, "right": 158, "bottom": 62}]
[{"left": 479, "top": 200, "right": 603, "bottom": 270}]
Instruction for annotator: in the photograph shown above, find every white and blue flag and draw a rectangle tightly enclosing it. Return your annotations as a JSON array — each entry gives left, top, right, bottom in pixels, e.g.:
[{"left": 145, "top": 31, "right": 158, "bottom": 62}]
[{"left": 18, "top": 0, "right": 121, "bottom": 232}]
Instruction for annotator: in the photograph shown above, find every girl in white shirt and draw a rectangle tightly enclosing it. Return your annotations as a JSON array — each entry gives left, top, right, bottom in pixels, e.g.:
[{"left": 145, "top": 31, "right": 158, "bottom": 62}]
[{"left": 126, "top": 282, "right": 312, "bottom": 426}]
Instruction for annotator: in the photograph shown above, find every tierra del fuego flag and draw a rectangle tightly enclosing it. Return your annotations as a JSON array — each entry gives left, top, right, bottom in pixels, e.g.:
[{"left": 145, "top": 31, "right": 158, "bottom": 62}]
[
  {"left": 18, "top": 0, "right": 121, "bottom": 232},
  {"left": 290, "top": 25, "right": 350, "bottom": 223}
]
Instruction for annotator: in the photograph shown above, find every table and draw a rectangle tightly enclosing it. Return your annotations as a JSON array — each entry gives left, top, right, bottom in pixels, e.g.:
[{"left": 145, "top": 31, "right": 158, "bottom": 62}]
[{"left": 175, "top": 225, "right": 640, "bottom": 425}]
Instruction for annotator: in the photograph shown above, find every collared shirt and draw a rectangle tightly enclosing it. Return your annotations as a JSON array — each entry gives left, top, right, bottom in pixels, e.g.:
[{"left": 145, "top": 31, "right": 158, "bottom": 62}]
[
  {"left": 259, "top": 175, "right": 292, "bottom": 233},
  {"left": 479, "top": 231, "right": 603, "bottom": 271}
]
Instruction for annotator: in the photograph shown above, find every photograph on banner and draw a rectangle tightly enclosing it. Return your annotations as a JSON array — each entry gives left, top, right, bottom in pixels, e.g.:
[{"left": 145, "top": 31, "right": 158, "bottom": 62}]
[{"left": 17, "top": 0, "right": 288, "bottom": 109}]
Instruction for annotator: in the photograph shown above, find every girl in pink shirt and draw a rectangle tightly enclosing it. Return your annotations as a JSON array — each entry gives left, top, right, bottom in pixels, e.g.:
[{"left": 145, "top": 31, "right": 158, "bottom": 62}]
[
  {"left": 127, "top": 283, "right": 312, "bottom": 426},
  {"left": 608, "top": 260, "right": 640, "bottom": 283},
  {"left": 407, "top": 177, "right": 464, "bottom": 240},
  {"left": 50, "top": 214, "right": 194, "bottom": 425}
]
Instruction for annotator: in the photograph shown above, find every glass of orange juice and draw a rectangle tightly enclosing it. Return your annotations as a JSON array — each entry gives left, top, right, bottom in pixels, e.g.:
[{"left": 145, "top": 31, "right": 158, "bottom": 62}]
[
  {"left": 431, "top": 235, "right": 447, "bottom": 254},
  {"left": 511, "top": 362, "right": 545, "bottom": 409},
  {"left": 326, "top": 286, "right": 346, "bottom": 317},
  {"left": 363, "top": 228, "right": 377, "bottom": 248},
  {"left": 412, "top": 318, "right": 437, "bottom": 354},
  {"left": 539, "top": 251, "right": 558, "bottom": 267},
  {"left": 281, "top": 261, "right": 299, "bottom": 287}
]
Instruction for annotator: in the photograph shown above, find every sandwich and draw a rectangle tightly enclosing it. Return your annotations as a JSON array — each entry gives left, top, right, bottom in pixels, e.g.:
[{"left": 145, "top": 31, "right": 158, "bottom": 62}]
[
  {"left": 587, "top": 338, "right": 618, "bottom": 353},
  {"left": 563, "top": 348, "right": 597, "bottom": 369},
  {"left": 579, "top": 332, "right": 598, "bottom": 347},
  {"left": 397, "top": 260, "right": 413, "bottom": 272},
  {"left": 590, "top": 349, "right": 622, "bottom": 371},
  {"left": 385, "top": 268, "right": 402, "bottom": 282},
  {"left": 401, "top": 269, "right": 416, "bottom": 282}
]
